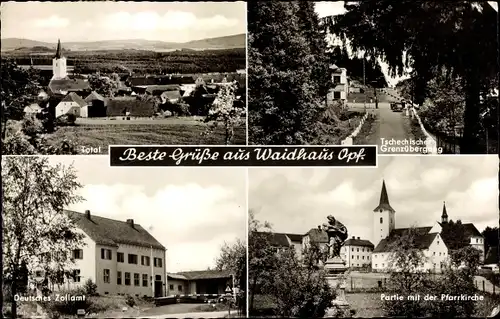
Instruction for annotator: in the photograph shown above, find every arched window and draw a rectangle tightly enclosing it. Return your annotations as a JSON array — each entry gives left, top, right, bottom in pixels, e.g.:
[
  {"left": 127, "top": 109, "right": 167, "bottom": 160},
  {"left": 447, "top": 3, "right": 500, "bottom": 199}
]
[{"left": 380, "top": 217, "right": 383, "bottom": 224}]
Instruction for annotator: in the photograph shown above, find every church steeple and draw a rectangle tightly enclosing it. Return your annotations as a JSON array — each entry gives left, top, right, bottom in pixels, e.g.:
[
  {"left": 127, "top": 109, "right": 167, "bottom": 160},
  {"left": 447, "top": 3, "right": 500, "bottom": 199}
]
[
  {"left": 373, "top": 180, "right": 395, "bottom": 213},
  {"left": 54, "top": 39, "right": 62, "bottom": 59},
  {"left": 441, "top": 201, "right": 448, "bottom": 223}
]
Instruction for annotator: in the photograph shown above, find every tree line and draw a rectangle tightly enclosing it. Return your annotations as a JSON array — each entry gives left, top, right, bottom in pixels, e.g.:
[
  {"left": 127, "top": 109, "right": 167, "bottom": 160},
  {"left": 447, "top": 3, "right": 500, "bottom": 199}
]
[{"left": 328, "top": 1, "right": 498, "bottom": 153}]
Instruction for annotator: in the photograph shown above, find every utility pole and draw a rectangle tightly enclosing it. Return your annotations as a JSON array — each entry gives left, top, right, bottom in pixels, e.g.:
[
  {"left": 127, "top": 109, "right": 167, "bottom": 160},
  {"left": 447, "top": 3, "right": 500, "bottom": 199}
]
[{"left": 363, "top": 55, "right": 366, "bottom": 113}]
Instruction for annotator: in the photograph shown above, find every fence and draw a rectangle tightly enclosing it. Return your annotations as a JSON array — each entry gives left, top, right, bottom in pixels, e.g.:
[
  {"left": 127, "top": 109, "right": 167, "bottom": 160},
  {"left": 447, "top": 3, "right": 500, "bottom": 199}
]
[{"left": 346, "top": 274, "right": 390, "bottom": 292}]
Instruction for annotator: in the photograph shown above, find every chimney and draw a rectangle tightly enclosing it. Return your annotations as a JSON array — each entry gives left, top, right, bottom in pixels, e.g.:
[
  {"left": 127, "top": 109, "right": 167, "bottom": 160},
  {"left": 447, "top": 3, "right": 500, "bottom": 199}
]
[
  {"left": 85, "top": 210, "right": 91, "bottom": 219},
  {"left": 357, "top": 237, "right": 360, "bottom": 240},
  {"left": 127, "top": 219, "right": 134, "bottom": 227}
]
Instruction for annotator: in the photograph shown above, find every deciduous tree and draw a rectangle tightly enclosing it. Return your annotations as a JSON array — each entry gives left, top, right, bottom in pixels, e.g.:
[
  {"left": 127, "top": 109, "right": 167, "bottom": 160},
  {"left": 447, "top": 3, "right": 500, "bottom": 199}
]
[
  {"left": 2, "top": 156, "right": 85, "bottom": 318},
  {"left": 87, "top": 74, "right": 119, "bottom": 97},
  {"left": 204, "top": 84, "right": 245, "bottom": 145}
]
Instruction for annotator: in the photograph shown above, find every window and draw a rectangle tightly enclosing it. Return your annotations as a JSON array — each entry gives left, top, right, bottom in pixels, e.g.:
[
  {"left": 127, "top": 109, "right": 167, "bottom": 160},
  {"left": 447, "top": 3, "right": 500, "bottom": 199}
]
[
  {"left": 476, "top": 238, "right": 479, "bottom": 243},
  {"left": 351, "top": 248, "right": 354, "bottom": 252},
  {"left": 101, "top": 248, "right": 112, "bottom": 260},
  {"left": 103, "top": 269, "right": 110, "bottom": 283},
  {"left": 73, "top": 249, "right": 83, "bottom": 259},
  {"left": 178, "top": 285, "right": 183, "bottom": 292},
  {"left": 379, "top": 209, "right": 382, "bottom": 213},
  {"left": 351, "top": 255, "right": 354, "bottom": 259},
  {"left": 433, "top": 252, "right": 436, "bottom": 256},
  {"left": 117, "top": 252, "right": 124, "bottom": 263},
  {"left": 134, "top": 273, "right": 140, "bottom": 286},
  {"left": 382, "top": 263, "right": 385, "bottom": 267},
  {"left": 155, "top": 275, "right": 161, "bottom": 281},
  {"left": 142, "top": 274, "right": 148, "bottom": 287},
  {"left": 362, "top": 248, "right": 365, "bottom": 252},
  {"left": 117, "top": 272, "right": 122, "bottom": 285},
  {"left": 125, "top": 272, "right": 131, "bottom": 286},
  {"left": 35, "top": 270, "right": 43, "bottom": 277},
  {"left": 128, "top": 254, "right": 138, "bottom": 264},
  {"left": 357, "top": 256, "right": 359, "bottom": 259},
  {"left": 141, "top": 256, "right": 150, "bottom": 266},
  {"left": 380, "top": 217, "right": 383, "bottom": 224},
  {"left": 169, "top": 284, "right": 174, "bottom": 290},
  {"left": 333, "top": 91, "right": 341, "bottom": 99},
  {"left": 439, "top": 252, "right": 441, "bottom": 256},
  {"left": 333, "top": 75, "right": 341, "bottom": 83},
  {"left": 154, "top": 257, "right": 163, "bottom": 268},
  {"left": 362, "top": 256, "right": 365, "bottom": 260},
  {"left": 357, "top": 248, "right": 359, "bottom": 252},
  {"left": 375, "top": 264, "right": 378, "bottom": 267},
  {"left": 72, "top": 269, "right": 81, "bottom": 282}
]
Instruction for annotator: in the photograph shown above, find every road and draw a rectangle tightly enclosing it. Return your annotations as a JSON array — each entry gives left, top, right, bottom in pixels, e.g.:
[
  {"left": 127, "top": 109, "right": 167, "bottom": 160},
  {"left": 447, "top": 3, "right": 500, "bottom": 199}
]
[
  {"left": 348, "top": 88, "right": 426, "bottom": 154},
  {"left": 143, "top": 310, "right": 229, "bottom": 318}
]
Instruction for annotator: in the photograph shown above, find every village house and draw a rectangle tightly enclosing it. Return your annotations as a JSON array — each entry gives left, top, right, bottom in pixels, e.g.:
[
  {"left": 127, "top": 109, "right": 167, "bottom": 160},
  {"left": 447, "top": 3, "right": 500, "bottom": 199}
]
[
  {"left": 83, "top": 91, "right": 106, "bottom": 118},
  {"left": 342, "top": 237, "right": 375, "bottom": 268},
  {"left": 371, "top": 181, "right": 485, "bottom": 273},
  {"left": 166, "top": 270, "right": 234, "bottom": 296},
  {"left": 160, "top": 90, "right": 182, "bottom": 104},
  {"left": 105, "top": 97, "right": 155, "bottom": 118},
  {"left": 32, "top": 210, "right": 167, "bottom": 297},
  {"left": 24, "top": 103, "right": 43, "bottom": 115},
  {"left": 55, "top": 92, "right": 87, "bottom": 118},
  {"left": 329, "top": 64, "right": 349, "bottom": 106}
]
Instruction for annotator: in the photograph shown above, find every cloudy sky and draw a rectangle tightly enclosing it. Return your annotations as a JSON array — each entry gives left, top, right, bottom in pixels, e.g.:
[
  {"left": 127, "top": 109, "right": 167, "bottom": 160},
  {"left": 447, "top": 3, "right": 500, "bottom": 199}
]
[
  {"left": 47, "top": 156, "right": 246, "bottom": 273},
  {"left": 315, "top": 1, "right": 499, "bottom": 87},
  {"left": 250, "top": 156, "right": 498, "bottom": 245},
  {"left": 1, "top": 2, "right": 246, "bottom": 43}
]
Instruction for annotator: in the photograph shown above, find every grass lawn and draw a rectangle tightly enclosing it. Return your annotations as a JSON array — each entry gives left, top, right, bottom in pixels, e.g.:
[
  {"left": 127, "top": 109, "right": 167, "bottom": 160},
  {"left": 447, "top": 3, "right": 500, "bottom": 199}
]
[
  {"left": 346, "top": 292, "right": 384, "bottom": 318},
  {"left": 353, "top": 113, "right": 377, "bottom": 145},
  {"left": 46, "top": 123, "right": 246, "bottom": 154}
]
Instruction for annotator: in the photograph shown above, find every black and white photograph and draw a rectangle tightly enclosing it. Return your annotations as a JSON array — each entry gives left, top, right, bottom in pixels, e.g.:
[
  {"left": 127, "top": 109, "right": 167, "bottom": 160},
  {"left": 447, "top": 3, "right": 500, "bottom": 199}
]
[
  {"left": 1, "top": 1, "right": 247, "bottom": 155},
  {"left": 248, "top": 156, "right": 499, "bottom": 318},
  {"left": 248, "top": 1, "right": 498, "bottom": 155},
  {"left": 2, "top": 156, "right": 246, "bottom": 318}
]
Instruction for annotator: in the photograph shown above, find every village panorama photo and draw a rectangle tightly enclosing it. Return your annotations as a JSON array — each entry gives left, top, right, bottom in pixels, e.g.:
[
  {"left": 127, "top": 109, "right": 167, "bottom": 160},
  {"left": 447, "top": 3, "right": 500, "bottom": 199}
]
[
  {"left": 2, "top": 155, "right": 247, "bottom": 318},
  {"left": 1, "top": 1, "right": 247, "bottom": 155}
]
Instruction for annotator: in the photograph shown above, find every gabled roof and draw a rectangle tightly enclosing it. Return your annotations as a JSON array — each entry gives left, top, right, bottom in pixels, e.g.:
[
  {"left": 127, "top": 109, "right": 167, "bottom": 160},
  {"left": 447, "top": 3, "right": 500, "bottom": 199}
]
[
  {"left": 373, "top": 180, "right": 395, "bottom": 213},
  {"left": 49, "top": 78, "right": 91, "bottom": 95},
  {"left": 66, "top": 210, "right": 165, "bottom": 250},
  {"left": 344, "top": 238, "right": 374, "bottom": 248},
  {"left": 60, "top": 92, "right": 87, "bottom": 108},
  {"left": 145, "top": 85, "right": 180, "bottom": 95},
  {"left": 438, "top": 222, "right": 483, "bottom": 238},
  {"left": 254, "top": 231, "right": 291, "bottom": 247},
  {"left": 161, "top": 90, "right": 181, "bottom": 100},
  {"left": 85, "top": 91, "right": 105, "bottom": 102},
  {"left": 373, "top": 227, "right": 436, "bottom": 253},
  {"left": 168, "top": 270, "right": 232, "bottom": 281},
  {"left": 284, "top": 233, "right": 303, "bottom": 242},
  {"left": 305, "top": 228, "right": 329, "bottom": 243},
  {"left": 24, "top": 103, "right": 42, "bottom": 113}
]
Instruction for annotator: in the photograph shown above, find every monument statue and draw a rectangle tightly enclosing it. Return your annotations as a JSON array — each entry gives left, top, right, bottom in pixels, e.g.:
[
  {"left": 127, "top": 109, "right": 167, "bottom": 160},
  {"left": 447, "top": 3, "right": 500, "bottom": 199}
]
[{"left": 322, "top": 215, "right": 348, "bottom": 259}]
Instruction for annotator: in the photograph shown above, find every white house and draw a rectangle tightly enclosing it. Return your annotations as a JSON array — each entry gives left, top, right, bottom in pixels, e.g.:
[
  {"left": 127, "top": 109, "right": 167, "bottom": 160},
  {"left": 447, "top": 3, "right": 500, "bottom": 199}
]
[
  {"left": 36, "top": 210, "right": 167, "bottom": 297},
  {"left": 329, "top": 64, "right": 349, "bottom": 104},
  {"left": 24, "top": 103, "right": 43, "bottom": 115},
  {"left": 55, "top": 92, "right": 87, "bottom": 118},
  {"left": 342, "top": 237, "right": 374, "bottom": 268},
  {"left": 370, "top": 181, "right": 485, "bottom": 273}
]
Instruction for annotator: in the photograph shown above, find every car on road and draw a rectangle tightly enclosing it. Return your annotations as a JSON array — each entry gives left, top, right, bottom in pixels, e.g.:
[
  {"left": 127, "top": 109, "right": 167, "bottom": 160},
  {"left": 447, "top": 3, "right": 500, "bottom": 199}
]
[{"left": 391, "top": 102, "right": 404, "bottom": 112}]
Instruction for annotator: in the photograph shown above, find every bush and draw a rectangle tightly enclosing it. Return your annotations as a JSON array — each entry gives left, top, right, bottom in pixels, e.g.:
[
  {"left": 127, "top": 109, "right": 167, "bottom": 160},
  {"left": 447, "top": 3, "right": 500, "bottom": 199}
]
[
  {"left": 55, "top": 113, "right": 77, "bottom": 126},
  {"left": 39, "top": 287, "right": 111, "bottom": 318},
  {"left": 125, "top": 295, "right": 136, "bottom": 308},
  {"left": 83, "top": 279, "right": 98, "bottom": 296}
]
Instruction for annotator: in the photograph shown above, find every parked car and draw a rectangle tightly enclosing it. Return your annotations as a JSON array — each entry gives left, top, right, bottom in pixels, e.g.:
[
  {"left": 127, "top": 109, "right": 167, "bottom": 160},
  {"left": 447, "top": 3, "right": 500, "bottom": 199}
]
[
  {"left": 392, "top": 103, "right": 404, "bottom": 112},
  {"left": 481, "top": 265, "right": 500, "bottom": 274}
]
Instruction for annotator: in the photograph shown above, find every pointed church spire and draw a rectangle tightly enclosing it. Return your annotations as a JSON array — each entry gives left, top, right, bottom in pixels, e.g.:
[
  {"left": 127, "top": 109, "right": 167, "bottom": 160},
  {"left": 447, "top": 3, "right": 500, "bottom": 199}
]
[
  {"left": 373, "top": 180, "right": 395, "bottom": 213},
  {"left": 54, "top": 39, "right": 62, "bottom": 59},
  {"left": 441, "top": 201, "right": 448, "bottom": 223}
]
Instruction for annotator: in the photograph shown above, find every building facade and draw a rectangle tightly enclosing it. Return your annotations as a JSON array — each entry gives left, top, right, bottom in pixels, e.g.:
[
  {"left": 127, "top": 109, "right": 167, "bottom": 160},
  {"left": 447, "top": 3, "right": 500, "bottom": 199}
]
[
  {"left": 40, "top": 210, "right": 167, "bottom": 297},
  {"left": 370, "top": 181, "right": 485, "bottom": 272},
  {"left": 166, "top": 270, "right": 233, "bottom": 296},
  {"left": 329, "top": 64, "right": 349, "bottom": 103},
  {"left": 342, "top": 237, "right": 375, "bottom": 268},
  {"left": 52, "top": 39, "right": 68, "bottom": 80}
]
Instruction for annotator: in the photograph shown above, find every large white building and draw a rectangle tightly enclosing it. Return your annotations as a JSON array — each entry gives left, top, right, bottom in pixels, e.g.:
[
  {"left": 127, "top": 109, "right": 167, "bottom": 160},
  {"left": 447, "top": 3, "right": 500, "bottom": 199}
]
[
  {"left": 371, "top": 180, "right": 485, "bottom": 273},
  {"left": 34, "top": 210, "right": 167, "bottom": 297},
  {"left": 342, "top": 237, "right": 374, "bottom": 268}
]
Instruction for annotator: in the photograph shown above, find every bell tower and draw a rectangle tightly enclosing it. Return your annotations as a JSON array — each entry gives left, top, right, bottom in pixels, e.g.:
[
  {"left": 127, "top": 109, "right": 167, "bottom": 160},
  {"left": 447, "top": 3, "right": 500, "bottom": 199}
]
[
  {"left": 441, "top": 201, "right": 448, "bottom": 224},
  {"left": 52, "top": 39, "right": 67, "bottom": 80},
  {"left": 372, "top": 180, "right": 396, "bottom": 247}
]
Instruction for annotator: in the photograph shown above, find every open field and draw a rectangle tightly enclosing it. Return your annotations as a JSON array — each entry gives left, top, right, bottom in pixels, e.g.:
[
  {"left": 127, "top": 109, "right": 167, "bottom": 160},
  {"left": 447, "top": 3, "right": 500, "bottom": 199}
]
[{"left": 46, "top": 121, "right": 246, "bottom": 153}]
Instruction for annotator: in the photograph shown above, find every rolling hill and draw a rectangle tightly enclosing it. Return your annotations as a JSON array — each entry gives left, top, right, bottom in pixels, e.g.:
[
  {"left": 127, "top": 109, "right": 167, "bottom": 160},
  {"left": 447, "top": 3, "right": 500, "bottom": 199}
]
[{"left": 1, "top": 33, "right": 246, "bottom": 52}]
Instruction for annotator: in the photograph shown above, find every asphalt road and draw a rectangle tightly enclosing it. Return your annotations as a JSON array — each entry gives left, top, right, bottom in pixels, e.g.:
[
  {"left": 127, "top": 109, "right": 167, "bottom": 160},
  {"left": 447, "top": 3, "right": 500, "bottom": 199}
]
[{"left": 348, "top": 88, "right": 425, "bottom": 154}]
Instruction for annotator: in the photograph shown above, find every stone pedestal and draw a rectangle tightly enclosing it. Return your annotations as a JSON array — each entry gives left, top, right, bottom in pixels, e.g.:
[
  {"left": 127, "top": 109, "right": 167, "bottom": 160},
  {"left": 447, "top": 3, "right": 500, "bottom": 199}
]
[{"left": 323, "top": 258, "right": 350, "bottom": 317}]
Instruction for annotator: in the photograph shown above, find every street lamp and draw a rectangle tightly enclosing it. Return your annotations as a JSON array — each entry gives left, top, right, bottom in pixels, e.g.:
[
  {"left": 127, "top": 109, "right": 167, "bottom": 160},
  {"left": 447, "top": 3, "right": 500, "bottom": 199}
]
[{"left": 225, "top": 286, "right": 233, "bottom": 317}]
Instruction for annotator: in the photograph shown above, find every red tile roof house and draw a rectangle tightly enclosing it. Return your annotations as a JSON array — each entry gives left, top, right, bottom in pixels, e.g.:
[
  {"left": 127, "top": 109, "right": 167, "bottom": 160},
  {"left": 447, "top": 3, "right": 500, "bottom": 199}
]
[
  {"left": 32, "top": 210, "right": 167, "bottom": 297},
  {"left": 55, "top": 92, "right": 88, "bottom": 118}
]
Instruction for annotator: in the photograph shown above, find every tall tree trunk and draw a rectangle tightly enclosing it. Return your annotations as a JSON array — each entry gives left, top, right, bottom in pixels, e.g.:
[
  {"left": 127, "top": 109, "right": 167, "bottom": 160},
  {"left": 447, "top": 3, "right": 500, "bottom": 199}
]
[{"left": 461, "top": 68, "right": 482, "bottom": 154}]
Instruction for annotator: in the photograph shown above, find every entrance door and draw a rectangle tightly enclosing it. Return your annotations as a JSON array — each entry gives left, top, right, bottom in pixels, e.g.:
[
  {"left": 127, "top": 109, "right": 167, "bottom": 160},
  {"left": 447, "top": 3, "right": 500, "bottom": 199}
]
[{"left": 154, "top": 281, "right": 163, "bottom": 297}]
